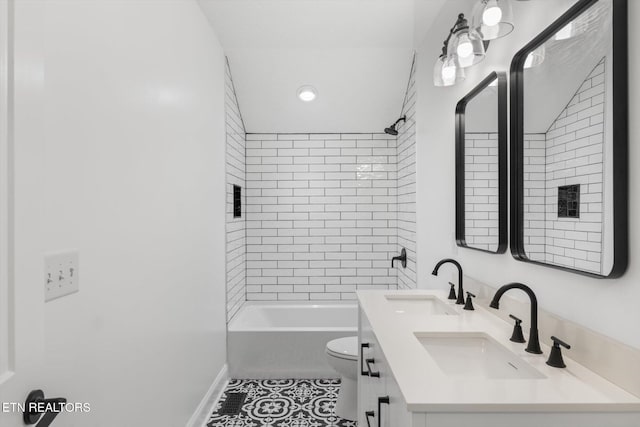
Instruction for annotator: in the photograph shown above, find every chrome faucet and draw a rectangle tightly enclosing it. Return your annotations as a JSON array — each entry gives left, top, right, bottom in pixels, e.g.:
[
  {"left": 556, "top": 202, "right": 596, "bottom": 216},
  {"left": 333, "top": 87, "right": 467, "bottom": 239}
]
[
  {"left": 431, "top": 258, "right": 464, "bottom": 305},
  {"left": 489, "top": 282, "right": 542, "bottom": 354}
]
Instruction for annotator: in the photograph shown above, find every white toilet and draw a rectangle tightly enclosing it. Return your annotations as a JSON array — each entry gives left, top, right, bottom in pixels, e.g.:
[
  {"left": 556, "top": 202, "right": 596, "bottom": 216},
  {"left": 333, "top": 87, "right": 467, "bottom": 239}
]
[{"left": 326, "top": 336, "right": 358, "bottom": 421}]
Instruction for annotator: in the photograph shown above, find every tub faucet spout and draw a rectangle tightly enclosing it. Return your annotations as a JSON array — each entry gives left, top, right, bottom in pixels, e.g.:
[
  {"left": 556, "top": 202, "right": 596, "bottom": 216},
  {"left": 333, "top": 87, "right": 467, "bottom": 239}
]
[{"left": 391, "top": 248, "right": 407, "bottom": 268}]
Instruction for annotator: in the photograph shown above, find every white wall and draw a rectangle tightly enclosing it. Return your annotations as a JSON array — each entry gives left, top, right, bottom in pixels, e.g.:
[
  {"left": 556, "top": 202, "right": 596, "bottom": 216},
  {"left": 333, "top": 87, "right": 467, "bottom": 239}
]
[
  {"left": 11, "top": 1, "right": 227, "bottom": 426},
  {"left": 416, "top": 0, "right": 640, "bottom": 350}
]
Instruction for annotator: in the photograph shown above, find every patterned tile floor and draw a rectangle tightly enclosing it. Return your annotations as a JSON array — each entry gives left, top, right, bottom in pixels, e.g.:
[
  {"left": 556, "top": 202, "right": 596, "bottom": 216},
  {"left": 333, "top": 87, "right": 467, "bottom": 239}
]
[{"left": 206, "top": 379, "right": 357, "bottom": 427}]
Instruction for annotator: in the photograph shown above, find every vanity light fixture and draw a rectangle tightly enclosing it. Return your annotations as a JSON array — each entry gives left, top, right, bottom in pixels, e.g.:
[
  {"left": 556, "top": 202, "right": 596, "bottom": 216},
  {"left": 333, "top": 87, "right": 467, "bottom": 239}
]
[
  {"left": 471, "top": 0, "right": 515, "bottom": 40},
  {"left": 297, "top": 85, "right": 317, "bottom": 102},
  {"left": 448, "top": 14, "right": 486, "bottom": 68},
  {"left": 433, "top": 10, "right": 507, "bottom": 87},
  {"left": 433, "top": 45, "right": 466, "bottom": 87}
]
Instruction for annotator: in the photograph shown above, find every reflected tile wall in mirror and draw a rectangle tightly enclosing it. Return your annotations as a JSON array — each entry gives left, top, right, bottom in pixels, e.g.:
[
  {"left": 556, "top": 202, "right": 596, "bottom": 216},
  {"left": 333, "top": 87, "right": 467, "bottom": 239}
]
[{"left": 521, "top": 0, "right": 613, "bottom": 274}]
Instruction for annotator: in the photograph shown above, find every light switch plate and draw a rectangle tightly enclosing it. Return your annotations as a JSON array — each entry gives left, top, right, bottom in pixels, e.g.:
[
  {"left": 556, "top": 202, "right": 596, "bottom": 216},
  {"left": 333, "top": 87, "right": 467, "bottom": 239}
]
[{"left": 44, "top": 250, "right": 79, "bottom": 302}]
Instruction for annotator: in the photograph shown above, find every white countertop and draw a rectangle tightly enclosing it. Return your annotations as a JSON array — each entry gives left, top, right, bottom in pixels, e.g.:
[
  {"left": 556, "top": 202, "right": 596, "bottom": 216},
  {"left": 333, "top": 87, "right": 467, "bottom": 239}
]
[{"left": 357, "top": 289, "right": 640, "bottom": 413}]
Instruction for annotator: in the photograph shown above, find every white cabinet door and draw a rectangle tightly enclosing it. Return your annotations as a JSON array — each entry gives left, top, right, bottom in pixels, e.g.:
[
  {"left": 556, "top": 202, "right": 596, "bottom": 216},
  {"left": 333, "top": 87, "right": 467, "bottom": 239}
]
[
  {"left": 359, "top": 306, "right": 413, "bottom": 427},
  {"left": 386, "top": 374, "right": 412, "bottom": 427},
  {"left": 359, "top": 307, "right": 392, "bottom": 427},
  {"left": 359, "top": 308, "right": 382, "bottom": 427}
]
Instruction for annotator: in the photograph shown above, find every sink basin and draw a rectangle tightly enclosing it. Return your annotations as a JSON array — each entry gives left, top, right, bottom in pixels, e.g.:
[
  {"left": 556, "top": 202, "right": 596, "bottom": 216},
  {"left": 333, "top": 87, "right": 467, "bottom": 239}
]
[
  {"left": 385, "top": 295, "right": 458, "bottom": 316},
  {"left": 416, "top": 332, "right": 545, "bottom": 380}
]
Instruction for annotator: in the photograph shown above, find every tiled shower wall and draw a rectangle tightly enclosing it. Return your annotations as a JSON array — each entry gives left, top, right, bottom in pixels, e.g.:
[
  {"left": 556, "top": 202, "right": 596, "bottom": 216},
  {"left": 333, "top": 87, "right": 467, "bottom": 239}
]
[
  {"left": 245, "top": 133, "right": 399, "bottom": 301},
  {"left": 225, "top": 60, "right": 247, "bottom": 321},
  {"left": 396, "top": 58, "right": 417, "bottom": 289},
  {"left": 464, "top": 132, "right": 499, "bottom": 251},
  {"left": 523, "top": 57, "right": 606, "bottom": 273}
]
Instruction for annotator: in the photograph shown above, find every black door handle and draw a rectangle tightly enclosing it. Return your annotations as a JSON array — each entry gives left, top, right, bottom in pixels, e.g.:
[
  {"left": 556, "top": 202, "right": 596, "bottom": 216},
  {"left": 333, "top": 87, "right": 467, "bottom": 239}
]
[
  {"left": 23, "top": 390, "right": 67, "bottom": 427},
  {"left": 377, "top": 396, "right": 390, "bottom": 427},
  {"left": 360, "top": 342, "right": 370, "bottom": 376},
  {"left": 365, "top": 410, "right": 375, "bottom": 427}
]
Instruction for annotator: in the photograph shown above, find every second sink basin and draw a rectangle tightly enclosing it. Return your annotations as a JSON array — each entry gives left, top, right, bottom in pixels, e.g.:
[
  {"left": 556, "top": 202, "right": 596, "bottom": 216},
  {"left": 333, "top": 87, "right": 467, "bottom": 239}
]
[
  {"left": 415, "top": 332, "right": 545, "bottom": 380},
  {"left": 385, "top": 294, "right": 458, "bottom": 316}
]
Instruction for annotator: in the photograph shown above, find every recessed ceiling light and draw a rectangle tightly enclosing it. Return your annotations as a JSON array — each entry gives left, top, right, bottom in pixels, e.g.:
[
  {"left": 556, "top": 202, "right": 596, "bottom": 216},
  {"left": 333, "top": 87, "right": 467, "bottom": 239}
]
[{"left": 297, "top": 85, "right": 317, "bottom": 102}]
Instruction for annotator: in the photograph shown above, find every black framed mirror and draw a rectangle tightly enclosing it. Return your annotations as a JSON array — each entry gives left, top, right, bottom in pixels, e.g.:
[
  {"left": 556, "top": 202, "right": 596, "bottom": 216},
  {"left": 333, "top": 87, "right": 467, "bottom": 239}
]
[
  {"left": 455, "top": 72, "right": 508, "bottom": 254},
  {"left": 510, "top": 0, "right": 627, "bottom": 277}
]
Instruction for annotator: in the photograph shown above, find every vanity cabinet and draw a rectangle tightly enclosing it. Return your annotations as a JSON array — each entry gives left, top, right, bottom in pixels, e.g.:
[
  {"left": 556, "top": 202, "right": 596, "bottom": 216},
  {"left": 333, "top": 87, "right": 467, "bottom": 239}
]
[{"left": 357, "top": 290, "right": 640, "bottom": 427}]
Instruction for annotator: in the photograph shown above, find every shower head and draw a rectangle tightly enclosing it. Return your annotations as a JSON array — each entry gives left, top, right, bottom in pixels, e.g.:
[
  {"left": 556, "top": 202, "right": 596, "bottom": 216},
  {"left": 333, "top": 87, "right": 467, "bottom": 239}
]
[
  {"left": 384, "top": 126, "right": 398, "bottom": 136},
  {"left": 384, "top": 116, "right": 406, "bottom": 136}
]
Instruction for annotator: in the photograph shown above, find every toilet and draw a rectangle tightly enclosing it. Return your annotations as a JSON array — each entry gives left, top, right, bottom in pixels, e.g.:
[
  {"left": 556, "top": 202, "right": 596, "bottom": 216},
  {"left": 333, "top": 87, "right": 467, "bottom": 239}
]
[{"left": 325, "top": 336, "right": 358, "bottom": 421}]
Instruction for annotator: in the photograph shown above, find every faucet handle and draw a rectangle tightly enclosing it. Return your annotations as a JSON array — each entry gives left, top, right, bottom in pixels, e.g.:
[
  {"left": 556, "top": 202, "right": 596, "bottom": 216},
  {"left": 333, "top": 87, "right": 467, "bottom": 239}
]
[
  {"left": 463, "top": 292, "right": 475, "bottom": 311},
  {"left": 447, "top": 282, "right": 457, "bottom": 300},
  {"left": 546, "top": 336, "right": 571, "bottom": 368},
  {"left": 508, "top": 314, "right": 526, "bottom": 343},
  {"left": 550, "top": 336, "right": 571, "bottom": 349}
]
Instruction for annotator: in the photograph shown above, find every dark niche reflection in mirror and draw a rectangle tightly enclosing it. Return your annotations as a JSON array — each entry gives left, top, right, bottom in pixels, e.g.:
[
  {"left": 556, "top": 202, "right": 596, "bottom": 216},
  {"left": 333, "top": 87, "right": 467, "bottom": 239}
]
[
  {"left": 455, "top": 72, "right": 507, "bottom": 254},
  {"left": 511, "top": 0, "right": 627, "bottom": 277}
]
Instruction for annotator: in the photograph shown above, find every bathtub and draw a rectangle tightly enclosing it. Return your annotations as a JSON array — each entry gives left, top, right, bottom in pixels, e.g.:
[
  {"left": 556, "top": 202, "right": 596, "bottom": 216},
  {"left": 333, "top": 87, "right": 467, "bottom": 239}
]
[{"left": 228, "top": 301, "right": 358, "bottom": 379}]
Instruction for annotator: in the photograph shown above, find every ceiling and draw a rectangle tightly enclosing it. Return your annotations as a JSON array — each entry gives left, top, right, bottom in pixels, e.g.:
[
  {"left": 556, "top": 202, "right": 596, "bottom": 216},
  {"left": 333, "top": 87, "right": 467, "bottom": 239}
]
[{"left": 198, "top": 0, "right": 447, "bottom": 133}]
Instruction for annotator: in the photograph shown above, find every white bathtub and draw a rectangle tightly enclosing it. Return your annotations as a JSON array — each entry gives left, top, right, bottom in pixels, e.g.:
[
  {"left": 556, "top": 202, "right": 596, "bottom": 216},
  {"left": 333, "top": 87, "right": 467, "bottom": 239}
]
[{"left": 228, "top": 301, "right": 358, "bottom": 378}]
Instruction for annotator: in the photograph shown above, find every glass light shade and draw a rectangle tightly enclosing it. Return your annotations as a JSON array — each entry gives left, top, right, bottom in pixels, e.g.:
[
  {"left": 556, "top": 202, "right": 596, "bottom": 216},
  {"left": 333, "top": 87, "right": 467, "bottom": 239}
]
[
  {"left": 433, "top": 55, "right": 465, "bottom": 87},
  {"left": 523, "top": 45, "right": 545, "bottom": 69},
  {"left": 447, "top": 27, "right": 485, "bottom": 68},
  {"left": 471, "top": 0, "right": 514, "bottom": 41}
]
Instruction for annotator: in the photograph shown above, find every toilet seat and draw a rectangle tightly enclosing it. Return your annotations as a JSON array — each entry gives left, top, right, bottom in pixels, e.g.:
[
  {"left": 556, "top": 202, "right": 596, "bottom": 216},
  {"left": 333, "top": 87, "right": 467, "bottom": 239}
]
[{"left": 326, "top": 336, "right": 358, "bottom": 361}]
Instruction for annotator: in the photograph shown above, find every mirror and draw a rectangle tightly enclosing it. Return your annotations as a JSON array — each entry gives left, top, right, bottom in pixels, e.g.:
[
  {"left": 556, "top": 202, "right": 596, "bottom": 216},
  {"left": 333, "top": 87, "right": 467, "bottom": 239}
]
[
  {"left": 510, "top": 0, "right": 627, "bottom": 277},
  {"left": 455, "top": 72, "right": 508, "bottom": 253}
]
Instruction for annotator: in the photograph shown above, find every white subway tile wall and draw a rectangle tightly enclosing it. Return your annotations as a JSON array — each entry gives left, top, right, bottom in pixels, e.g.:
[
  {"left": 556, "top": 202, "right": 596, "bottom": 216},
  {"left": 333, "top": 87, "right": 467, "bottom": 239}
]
[
  {"left": 245, "top": 133, "right": 400, "bottom": 301},
  {"left": 523, "top": 133, "right": 547, "bottom": 262},
  {"left": 397, "top": 58, "right": 417, "bottom": 289},
  {"left": 225, "top": 60, "right": 247, "bottom": 321},
  {"left": 464, "top": 132, "right": 499, "bottom": 251},
  {"left": 523, "top": 57, "right": 606, "bottom": 273}
]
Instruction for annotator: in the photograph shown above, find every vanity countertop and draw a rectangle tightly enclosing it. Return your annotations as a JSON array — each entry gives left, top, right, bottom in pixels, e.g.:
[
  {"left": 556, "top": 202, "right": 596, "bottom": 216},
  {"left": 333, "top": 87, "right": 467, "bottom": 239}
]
[{"left": 357, "top": 289, "right": 640, "bottom": 413}]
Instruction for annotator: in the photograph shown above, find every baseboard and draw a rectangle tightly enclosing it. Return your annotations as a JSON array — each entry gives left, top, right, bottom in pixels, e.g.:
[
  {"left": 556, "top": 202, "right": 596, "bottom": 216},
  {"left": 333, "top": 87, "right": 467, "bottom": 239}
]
[{"left": 185, "top": 363, "right": 229, "bottom": 427}]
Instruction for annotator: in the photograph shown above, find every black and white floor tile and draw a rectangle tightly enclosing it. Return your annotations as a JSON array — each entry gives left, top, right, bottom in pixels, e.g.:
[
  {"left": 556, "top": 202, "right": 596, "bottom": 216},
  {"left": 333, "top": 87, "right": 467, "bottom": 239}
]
[{"left": 206, "top": 379, "right": 357, "bottom": 427}]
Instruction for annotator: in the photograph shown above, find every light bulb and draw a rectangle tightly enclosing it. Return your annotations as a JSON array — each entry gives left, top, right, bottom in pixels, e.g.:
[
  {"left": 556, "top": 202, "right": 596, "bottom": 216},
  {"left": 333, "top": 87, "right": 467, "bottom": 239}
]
[
  {"left": 482, "top": 6, "right": 502, "bottom": 26},
  {"left": 457, "top": 35, "right": 473, "bottom": 58},
  {"left": 555, "top": 22, "right": 574, "bottom": 40},
  {"left": 442, "top": 64, "right": 456, "bottom": 84}
]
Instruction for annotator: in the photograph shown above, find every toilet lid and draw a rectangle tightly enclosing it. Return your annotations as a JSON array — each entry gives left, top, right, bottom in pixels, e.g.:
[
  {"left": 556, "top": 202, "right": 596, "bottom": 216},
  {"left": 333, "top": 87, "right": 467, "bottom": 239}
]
[{"left": 326, "top": 336, "right": 358, "bottom": 360}]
